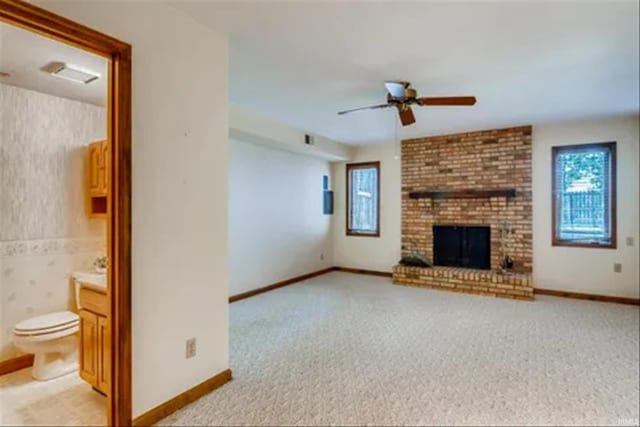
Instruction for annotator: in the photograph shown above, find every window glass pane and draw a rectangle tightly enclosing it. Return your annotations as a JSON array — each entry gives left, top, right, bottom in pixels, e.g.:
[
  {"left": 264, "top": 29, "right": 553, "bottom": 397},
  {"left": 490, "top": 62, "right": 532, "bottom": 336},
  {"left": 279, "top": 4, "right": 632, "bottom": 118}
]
[
  {"left": 555, "top": 146, "right": 611, "bottom": 244},
  {"left": 349, "top": 166, "right": 378, "bottom": 233}
]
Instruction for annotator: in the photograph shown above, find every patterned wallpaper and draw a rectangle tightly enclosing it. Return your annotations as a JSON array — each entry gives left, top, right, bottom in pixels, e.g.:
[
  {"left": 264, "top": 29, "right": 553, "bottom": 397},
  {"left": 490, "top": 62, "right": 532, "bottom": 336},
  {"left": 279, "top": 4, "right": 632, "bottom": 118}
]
[
  {"left": 0, "top": 83, "right": 107, "bottom": 240},
  {"left": 0, "top": 83, "right": 106, "bottom": 360}
]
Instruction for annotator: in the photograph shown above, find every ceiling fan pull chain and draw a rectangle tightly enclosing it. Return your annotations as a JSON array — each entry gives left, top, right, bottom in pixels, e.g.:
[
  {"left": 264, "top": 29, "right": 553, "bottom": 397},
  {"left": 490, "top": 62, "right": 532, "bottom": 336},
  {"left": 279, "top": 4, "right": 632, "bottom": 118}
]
[{"left": 394, "top": 111, "right": 400, "bottom": 160}]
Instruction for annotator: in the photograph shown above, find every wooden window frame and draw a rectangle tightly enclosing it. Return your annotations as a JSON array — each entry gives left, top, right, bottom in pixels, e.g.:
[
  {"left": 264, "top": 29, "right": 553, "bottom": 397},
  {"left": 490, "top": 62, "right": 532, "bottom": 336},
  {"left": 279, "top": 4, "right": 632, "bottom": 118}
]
[
  {"left": 346, "top": 161, "right": 381, "bottom": 237},
  {"left": 0, "top": 1, "right": 133, "bottom": 425},
  {"left": 551, "top": 141, "right": 617, "bottom": 249}
]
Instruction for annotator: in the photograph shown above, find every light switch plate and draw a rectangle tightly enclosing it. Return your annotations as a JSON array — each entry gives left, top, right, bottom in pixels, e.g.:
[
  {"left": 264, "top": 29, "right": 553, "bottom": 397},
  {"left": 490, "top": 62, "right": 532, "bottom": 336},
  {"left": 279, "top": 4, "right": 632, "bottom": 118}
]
[
  {"left": 186, "top": 337, "right": 196, "bottom": 358},
  {"left": 614, "top": 263, "right": 622, "bottom": 273},
  {"left": 626, "top": 237, "right": 634, "bottom": 246}
]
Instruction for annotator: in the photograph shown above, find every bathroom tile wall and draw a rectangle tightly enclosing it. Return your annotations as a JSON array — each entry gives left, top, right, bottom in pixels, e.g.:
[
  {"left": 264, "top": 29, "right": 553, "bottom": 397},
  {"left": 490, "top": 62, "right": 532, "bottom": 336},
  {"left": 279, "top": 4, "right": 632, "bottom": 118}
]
[
  {"left": 0, "top": 240, "right": 104, "bottom": 360},
  {"left": 0, "top": 83, "right": 106, "bottom": 360}
]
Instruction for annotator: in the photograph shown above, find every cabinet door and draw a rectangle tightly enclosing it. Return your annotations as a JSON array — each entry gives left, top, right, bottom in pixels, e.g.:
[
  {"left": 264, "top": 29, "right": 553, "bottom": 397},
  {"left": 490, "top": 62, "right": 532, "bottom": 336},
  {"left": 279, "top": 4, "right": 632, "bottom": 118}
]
[
  {"left": 99, "top": 141, "right": 109, "bottom": 195},
  {"left": 79, "top": 310, "right": 98, "bottom": 387},
  {"left": 88, "top": 144, "right": 101, "bottom": 195},
  {"left": 97, "top": 315, "right": 110, "bottom": 394}
]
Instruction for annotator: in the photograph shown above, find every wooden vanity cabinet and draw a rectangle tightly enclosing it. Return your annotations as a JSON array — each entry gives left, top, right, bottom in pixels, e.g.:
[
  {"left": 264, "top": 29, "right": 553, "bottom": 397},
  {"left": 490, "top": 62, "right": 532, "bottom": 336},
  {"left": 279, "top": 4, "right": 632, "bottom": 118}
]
[
  {"left": 97, "top": 315, "right": 110, "bottom": 393},
  {"left": 79, "top": 310, "right": 98, "bottom": 387},
  {"left": 78, "top": 284, "right": 109, "bottom": 395}
]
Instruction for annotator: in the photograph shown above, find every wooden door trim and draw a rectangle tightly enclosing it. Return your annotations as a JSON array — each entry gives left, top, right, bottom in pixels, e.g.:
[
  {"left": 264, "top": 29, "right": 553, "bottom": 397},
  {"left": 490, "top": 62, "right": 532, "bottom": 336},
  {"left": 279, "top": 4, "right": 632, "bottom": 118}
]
[{"left": 0, "top": 1, "right": 133, "bottom": 425}]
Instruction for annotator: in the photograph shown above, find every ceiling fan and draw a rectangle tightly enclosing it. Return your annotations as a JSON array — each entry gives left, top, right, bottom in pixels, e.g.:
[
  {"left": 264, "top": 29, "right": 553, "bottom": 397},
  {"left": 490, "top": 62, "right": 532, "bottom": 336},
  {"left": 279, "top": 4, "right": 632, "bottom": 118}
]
[{"left": 337, "top": 81, "right": 476, "bottom": 126}]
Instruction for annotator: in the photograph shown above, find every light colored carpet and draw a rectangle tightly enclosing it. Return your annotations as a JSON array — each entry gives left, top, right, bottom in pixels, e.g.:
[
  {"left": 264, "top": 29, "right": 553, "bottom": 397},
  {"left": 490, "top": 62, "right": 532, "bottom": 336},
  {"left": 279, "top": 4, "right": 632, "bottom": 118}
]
[{"left": 161, "top": 272, "right": 639, "bottom": 426}]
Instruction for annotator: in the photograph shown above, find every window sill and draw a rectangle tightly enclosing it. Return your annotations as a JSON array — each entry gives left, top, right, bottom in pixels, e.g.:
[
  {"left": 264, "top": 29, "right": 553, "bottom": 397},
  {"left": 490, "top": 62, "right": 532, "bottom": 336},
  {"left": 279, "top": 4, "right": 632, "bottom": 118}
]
[
  {"left": 347, "top": 231, "right": 380, "bottom": 238},
  {"left": 552, "top": 240, "right": 616, "bottom": 249}
]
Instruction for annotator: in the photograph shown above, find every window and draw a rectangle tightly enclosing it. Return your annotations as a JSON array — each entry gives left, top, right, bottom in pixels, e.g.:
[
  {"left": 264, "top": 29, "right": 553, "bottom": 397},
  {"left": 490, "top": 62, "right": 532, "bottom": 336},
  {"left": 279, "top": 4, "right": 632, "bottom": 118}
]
[
  {"left": 552, "top": 142, "right": 616, "bottom": 248},
  {"left": 346, "top": 162, "right": 380, "bottom": 236}
]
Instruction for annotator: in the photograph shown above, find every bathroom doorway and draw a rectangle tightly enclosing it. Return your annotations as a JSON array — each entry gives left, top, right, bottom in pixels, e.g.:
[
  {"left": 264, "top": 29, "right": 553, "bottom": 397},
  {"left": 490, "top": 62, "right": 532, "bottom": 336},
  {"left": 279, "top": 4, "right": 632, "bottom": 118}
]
[{"left": 0, "top": 1, "right": 131, "bottom": 425}]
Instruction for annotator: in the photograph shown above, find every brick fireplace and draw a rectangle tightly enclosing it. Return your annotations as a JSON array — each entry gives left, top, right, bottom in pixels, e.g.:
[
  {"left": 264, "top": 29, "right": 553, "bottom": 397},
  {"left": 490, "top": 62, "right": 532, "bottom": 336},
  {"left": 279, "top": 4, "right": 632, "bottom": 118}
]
[{"left": 392, "top": 125, "right": 534, "bottom": 300}]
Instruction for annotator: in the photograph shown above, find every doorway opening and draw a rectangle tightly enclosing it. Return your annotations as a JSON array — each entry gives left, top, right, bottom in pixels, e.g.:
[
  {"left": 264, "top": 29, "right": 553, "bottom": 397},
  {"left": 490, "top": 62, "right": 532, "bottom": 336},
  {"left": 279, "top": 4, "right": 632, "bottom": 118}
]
[{"left": 0, "top": 1, "right": 131, "bottom": 425}]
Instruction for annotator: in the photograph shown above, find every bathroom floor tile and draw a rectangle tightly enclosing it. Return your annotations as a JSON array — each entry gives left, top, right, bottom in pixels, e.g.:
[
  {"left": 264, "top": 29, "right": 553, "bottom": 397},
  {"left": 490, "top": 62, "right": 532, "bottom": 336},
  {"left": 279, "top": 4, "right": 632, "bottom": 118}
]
[{"left": 0, "top": 367, "right": 105, "bottom": 426}]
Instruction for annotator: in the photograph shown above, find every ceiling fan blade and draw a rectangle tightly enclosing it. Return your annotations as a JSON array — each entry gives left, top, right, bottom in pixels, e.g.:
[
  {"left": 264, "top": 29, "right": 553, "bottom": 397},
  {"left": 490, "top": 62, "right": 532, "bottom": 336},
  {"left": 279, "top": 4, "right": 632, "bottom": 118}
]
[
  {"left": 417, "top": 96, "right": 477, "bottom": 106},
  {"left": 384, "top": 81, "right": 409, "bottom": 99},
  {"left": 337, "top": 103, "right": 391, "bottom": 115},
  {"left": 397, "top": 106, "right": 416, "bottom": 126}
]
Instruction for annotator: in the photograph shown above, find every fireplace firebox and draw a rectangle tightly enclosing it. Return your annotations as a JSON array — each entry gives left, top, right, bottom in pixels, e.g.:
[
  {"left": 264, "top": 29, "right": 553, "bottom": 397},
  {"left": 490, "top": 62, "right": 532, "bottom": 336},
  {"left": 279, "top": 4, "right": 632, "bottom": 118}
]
[{"left": 433, "top": 225, "right": 491, "bottom": 270}]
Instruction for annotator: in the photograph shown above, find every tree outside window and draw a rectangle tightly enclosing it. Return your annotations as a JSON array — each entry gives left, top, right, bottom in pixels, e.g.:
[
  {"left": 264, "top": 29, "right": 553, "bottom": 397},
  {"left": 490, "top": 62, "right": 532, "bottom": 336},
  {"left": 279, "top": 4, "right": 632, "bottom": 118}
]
[{"left": 552, "top": 142, "right": 616, "bottom": 248}]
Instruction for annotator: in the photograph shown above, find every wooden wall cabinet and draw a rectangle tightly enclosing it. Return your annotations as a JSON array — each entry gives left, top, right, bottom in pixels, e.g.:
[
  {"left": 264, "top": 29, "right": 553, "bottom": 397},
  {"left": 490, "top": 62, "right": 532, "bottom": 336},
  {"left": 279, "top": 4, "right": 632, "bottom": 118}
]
[
  {"left": 78, "top": 284, "right": 109, "bottom": 395},
  {"left": 87, "top": 140, "right": 108, "bottom": 217}
]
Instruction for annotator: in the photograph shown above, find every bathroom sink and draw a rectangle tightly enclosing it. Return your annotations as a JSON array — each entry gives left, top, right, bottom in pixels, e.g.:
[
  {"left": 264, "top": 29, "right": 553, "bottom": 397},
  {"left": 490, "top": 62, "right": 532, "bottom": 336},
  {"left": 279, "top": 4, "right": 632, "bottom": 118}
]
[
  {"left": 72, "top": 271, "right": 106, "bottom": 287},
  {"left": 73, "top": 272, "right": 106, "bottom": 311}
]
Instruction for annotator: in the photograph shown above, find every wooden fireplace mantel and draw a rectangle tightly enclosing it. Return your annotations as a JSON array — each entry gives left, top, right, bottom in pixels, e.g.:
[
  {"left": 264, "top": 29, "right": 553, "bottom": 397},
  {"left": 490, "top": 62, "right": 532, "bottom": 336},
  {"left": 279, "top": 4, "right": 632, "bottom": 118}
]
[{"left": 408, "top": 189, "right": 517, "bottom": 200}]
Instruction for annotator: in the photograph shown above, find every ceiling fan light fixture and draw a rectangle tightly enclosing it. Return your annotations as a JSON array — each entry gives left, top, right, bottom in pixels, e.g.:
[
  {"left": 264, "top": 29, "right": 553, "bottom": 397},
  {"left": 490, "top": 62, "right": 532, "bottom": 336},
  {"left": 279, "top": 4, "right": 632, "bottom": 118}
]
[
  {"left": 43, "top": 62, "right": 100, "bottom": 84},
  {"left": 338, "top": 81, "right": 476, "bottom": 127}
]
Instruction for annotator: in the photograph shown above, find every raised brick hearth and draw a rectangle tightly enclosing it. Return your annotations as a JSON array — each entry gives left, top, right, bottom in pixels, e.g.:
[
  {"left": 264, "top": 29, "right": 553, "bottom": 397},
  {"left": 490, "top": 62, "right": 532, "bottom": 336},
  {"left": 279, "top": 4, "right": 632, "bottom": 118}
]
[
  {"left": 395, "top": 125, "right": 534, "bottom": 301},
  {"left": 393, "top": 265, "right": 534, "bottom": 300}
]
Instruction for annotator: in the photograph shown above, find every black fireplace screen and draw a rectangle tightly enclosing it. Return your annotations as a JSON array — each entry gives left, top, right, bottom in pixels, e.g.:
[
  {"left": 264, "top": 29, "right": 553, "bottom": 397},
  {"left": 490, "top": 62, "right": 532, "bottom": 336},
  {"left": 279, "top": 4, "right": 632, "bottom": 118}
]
[{"left": 433, "top": 225, "right": 490, "bottom": 269}]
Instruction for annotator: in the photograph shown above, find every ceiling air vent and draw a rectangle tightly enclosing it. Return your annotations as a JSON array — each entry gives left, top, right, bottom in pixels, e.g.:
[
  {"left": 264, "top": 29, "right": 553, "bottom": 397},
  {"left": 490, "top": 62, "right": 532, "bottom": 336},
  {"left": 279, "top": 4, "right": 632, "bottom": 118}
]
[{"left": 43, "top": 62, "right": 100, "bottom": 84}]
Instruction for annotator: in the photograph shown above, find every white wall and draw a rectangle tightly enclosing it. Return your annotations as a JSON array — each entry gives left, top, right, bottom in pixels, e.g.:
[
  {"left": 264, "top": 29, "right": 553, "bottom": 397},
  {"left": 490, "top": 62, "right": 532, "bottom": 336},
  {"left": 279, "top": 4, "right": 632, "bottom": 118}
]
[
  {"left": 229, "top": 139, "right": 333, "bottom": 295},
  {"left": 331, "top": 142, "right": 401, "bottom": 272},
  {"left": 533, "top": 115, "right": 639, "bottom": 298},
  {"left": 231, "top": 105, "right": 353, "bottom": 161},
  {"left": 331, "top": 116, "right": 640, "bottom": 299},
  {"left": 35, "top": 1, "right": 230, "bottom": 417}
]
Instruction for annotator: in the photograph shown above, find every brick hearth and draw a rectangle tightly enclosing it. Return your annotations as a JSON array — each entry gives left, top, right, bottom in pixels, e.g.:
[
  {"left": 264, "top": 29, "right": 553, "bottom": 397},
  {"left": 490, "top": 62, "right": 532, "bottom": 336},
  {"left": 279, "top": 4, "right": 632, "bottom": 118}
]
[{"left": 393, "top": 265, "right": 534, "bottom": 301}]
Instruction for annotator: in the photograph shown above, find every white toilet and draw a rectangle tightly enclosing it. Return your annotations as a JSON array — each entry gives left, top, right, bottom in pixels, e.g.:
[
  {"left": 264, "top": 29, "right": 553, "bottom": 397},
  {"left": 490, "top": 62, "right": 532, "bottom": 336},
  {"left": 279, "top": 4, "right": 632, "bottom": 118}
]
[{"left": 13, "top": 311, "right": 79, "bottom": 381}]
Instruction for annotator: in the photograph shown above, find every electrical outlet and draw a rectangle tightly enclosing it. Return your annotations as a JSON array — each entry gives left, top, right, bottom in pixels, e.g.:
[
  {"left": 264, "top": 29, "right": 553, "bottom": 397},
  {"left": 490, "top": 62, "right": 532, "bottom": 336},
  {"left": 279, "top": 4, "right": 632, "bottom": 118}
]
[
  {"left": 320, "top": 253, "right": 324, "bottom": 261},
  {"left": 614, "top": 263, "right": 622, "bottom": 273},
  {"left": 186, "top": 337, "right": 196, "bottom": 358},
  {"left": 626, "top": 237, "right": 634, "bottom": 247}
]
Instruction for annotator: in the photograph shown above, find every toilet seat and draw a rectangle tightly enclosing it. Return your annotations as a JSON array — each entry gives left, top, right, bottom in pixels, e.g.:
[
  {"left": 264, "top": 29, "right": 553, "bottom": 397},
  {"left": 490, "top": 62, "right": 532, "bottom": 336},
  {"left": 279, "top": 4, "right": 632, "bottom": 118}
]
[
  {"left": 14, "top": 311, "right": 79, "bottom": 340},
  {"left": 12, "top": 311, "right": 80, "bottom": 380}
]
